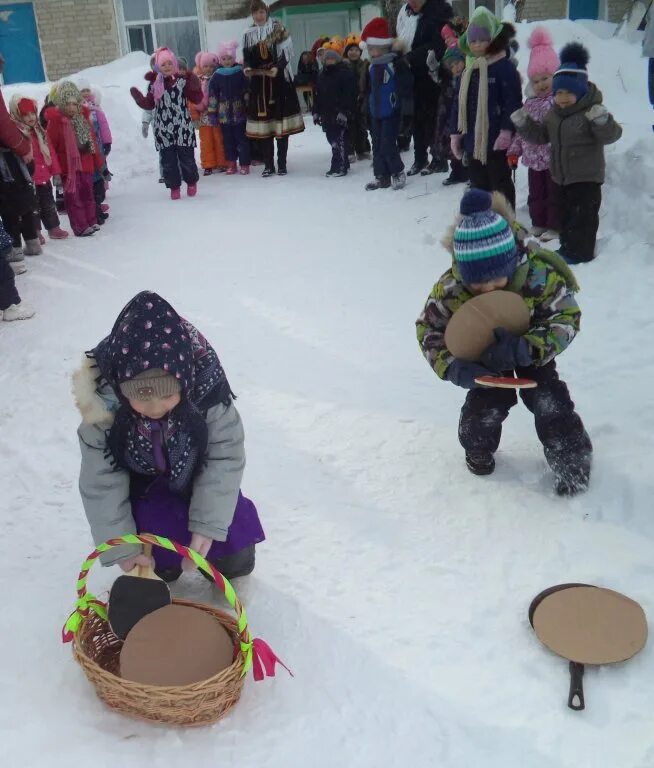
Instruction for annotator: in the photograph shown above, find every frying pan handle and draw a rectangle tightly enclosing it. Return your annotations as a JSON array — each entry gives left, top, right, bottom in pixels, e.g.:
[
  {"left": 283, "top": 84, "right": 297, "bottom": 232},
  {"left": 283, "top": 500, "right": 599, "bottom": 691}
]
[{"left": 568, "top": 661, "right": 585, "bottom": 711}]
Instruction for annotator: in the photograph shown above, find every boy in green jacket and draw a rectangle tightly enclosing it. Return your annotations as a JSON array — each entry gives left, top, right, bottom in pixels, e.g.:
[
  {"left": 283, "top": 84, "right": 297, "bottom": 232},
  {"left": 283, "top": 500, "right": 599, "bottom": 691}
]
[
  {"left": 416, "top": 188, "right": 592, "bottom": 496},
  {"left": 511, "top": 43, "right": 622, "bottom": 264}
]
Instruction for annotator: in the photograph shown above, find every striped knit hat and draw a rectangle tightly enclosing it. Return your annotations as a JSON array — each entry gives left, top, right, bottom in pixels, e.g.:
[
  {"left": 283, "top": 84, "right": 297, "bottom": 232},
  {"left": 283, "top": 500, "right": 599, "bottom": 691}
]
[{"left": 453, "top": 189, "right": 517, "bottom": 285}]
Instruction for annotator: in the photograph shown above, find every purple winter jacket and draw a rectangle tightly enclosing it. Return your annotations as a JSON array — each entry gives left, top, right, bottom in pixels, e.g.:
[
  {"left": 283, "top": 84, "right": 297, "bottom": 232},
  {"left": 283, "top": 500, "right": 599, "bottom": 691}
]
[{"left": 507, "top": 93, "right": 554, "bottom": 171}]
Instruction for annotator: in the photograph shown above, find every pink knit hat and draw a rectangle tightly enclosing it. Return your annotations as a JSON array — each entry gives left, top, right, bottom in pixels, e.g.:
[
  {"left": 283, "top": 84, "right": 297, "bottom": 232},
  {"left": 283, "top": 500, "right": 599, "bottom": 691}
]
[
  {"left": 527, "top": 26, "right": 559, "bottom": 79},
  {"left": 154, "top": 47, "right": 177, "bottom": 71},
  {"left": 217, "top": 40, "right": 238, "bottom": 62},
  {"left": 195, "top": 51, "right": 219, "bottom": 69}
]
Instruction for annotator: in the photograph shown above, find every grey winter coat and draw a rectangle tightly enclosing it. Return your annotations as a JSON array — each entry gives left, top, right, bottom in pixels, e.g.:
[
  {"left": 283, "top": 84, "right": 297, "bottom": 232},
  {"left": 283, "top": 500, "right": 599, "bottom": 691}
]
[
  {"left": 511, "top": 83, "right": 622, "bottom": 186},
  {"left": 73, "top": 357, "right": 245, "bottom": 566}
]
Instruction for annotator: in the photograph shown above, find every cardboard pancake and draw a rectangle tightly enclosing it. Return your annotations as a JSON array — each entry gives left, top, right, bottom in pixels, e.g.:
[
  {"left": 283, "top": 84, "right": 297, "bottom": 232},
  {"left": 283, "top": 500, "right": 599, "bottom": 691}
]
[
  {"left": 530, "top": 584, "right": 647, "bottom": 710},
  {"left": 119, "top": 604, "right": 236, "bottom": 687},
  {"left": 444, "top": 292, "right": 531, "bottom": 362}
]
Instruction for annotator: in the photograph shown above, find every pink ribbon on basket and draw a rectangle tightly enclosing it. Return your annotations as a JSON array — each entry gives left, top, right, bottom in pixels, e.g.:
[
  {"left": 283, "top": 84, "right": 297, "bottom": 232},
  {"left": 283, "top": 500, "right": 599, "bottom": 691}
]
[{"left": 251, "top": 638, "right": 294, "bottom": 682}]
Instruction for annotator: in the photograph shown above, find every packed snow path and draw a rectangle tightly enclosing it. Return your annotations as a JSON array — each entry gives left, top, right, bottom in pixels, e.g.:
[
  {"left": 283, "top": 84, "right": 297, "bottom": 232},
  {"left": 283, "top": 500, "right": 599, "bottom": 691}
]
[{"left": 2, "top": 20, "right": 654, "bottom": 768}]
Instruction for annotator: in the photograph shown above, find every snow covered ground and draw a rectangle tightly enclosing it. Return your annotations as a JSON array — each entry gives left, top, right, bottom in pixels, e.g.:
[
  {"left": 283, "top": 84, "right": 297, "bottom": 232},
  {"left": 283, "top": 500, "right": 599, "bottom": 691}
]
[{"left": 1, "top": 19, "right": 654, "bottom": 768}]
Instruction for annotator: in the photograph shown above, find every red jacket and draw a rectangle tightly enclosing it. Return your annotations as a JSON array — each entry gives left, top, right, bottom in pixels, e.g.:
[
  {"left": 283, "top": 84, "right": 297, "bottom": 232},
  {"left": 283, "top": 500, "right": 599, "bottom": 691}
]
[
  {"left": 29, "top": 131, "right": 62, "bottom": 185},
  {"left": 0, "top": 90, "right": 31, "bottom": 157},
  {"left": 45, "top": 106, "right": 103, "bottom": 177}
]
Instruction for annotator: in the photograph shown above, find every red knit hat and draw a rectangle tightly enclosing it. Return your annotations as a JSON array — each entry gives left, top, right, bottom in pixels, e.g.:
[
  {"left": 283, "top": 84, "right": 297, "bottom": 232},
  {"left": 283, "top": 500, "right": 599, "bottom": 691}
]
[
  {"left": 361, "top": 17, "right": 392, "bottom": 48},
  {"left": 17, "top": 97, "right": 37, "bottom": 116}
]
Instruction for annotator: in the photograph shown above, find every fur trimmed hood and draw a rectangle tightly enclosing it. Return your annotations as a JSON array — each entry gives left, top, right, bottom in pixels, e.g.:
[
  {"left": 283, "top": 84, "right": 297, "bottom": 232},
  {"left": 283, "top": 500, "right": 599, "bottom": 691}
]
[{"left": 72, "top": 356, "right": 117, "bottom": 426}]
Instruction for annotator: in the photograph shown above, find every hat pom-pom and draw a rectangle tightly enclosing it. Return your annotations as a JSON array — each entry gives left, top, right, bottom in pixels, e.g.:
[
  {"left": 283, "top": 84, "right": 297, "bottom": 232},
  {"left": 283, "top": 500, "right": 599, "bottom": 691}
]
[
  {"left": 460, "top": 189, "right": 493, "bottom": 216},
  {"left": 527, "top": 26, "right": 553, "bottom": 50},
  {"left": 559, "top": 42, "right": 589, "bottom": 68}
]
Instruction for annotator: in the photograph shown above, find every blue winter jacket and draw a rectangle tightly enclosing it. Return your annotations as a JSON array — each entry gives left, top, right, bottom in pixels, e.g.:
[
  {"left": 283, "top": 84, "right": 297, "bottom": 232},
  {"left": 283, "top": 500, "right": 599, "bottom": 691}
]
[
  {"left": 368, "top": 53, "right": 413, "bottom": 121},
  {"left": 449, "top": 54, "right": 523, "bottom": 155}
]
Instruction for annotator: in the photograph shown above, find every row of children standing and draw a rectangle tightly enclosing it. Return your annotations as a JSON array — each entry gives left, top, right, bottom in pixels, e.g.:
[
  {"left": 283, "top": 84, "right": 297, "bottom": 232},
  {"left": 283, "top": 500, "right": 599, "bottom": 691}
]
[
  {"left": 0, "top": 77, "right": 114, "bottom": 323},
  {"left": 448, "top": 6, "right": 621, "bottom": 264}
]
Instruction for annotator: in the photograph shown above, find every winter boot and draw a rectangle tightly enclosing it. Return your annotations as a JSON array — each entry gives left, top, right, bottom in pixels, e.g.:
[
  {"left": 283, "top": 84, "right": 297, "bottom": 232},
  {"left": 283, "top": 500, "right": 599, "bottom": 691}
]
[
  {"left": 170, "top": 187, "right": 181, "bottom": 200},
  {"left": 91, "top": 224, "right": 101, "bottom": 232},
  {"left": 239, "top": 165, "right": 250, "bottom": 175},
  {"left": 48, "top": 227, "right": 69, "bottom": 239},
  {"left": 443, "top": 175, "right": 466, "bottom": 186},
  {"left": 262, "top": 166, "right": 276, "bottom": 177},
  {"left": 407, "top": 160, "right": 427, "bottom": 176},
  {"left": 79, "top": 227, "right": 95, "bottom": 237},
  {"left": 365, "top": 176, "right": 391, "bottom": 191},
  {"left": 540, "top": 229, "right": 559, "bottom": 242},
  {"left": 10, "top": 261, "right": 27, "bottom": 275},
  {"left": 391, "top": 171, "right": 407, "bottom": 190},
  {"left": 277, "top": 163, "right": 287, "bottom": 176},
  {"left": 203, "top": 168, "right": 213, "bottom": 176},
  {"left": 326, "top": 169, "right": 347, "bottom": 177},
  {"left": 7, "top": 247, "right": 24, "bottom": 263},
  {"left": 554, "top": 465, "right": 590, "bottom": 497},
  {"left": 226, "top": 161, "right": 238, "bottom": 175},
  {"left": 2, "top": 302, "right": 35, "bottom": 321},
  {"left": 465, "top": 451, "right": 496, "bottom": 476},
  {"left": 187, "top": 183, "right": 197, "bottom": 197},
  {"left": 530, "top": 226, "right": 547, "bottom": 237},
  {"left": 23, "top": 239, "right": 43, "bottom": 256}
]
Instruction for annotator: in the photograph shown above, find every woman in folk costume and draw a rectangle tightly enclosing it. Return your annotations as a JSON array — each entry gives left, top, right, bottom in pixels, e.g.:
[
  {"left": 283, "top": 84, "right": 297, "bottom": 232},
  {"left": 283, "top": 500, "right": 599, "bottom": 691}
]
[
  {"left": 242, "top": 0, "right": 305, "bottom": 176},
  {"left": 130, "top": 47, "right": 203, "bottom": 199},
  {"left": 191, "top": 51, "right": 227, "bottom": 175}
]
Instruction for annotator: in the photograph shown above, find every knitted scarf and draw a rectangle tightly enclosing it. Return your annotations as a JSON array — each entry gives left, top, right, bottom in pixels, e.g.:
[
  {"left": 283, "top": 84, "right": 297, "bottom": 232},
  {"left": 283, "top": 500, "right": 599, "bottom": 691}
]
[
  {"left": 457, "top": 51, "right": 506, "bottom": 165},
  {"left": 91, "top": 292, "right": 235, "bottom": 493}
]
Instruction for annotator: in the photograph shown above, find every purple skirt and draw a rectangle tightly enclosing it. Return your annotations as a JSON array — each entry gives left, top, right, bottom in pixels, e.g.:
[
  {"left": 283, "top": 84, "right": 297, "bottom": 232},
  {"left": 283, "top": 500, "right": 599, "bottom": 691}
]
[{"left": 131, "top": 478, "right": 265, "bottom": 570}]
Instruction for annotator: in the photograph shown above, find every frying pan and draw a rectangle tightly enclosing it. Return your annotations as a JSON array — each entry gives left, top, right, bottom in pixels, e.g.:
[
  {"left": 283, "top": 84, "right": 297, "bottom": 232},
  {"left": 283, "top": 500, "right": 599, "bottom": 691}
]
[{"left": 529, "top": 583, "right": 647, "bottom": 710}]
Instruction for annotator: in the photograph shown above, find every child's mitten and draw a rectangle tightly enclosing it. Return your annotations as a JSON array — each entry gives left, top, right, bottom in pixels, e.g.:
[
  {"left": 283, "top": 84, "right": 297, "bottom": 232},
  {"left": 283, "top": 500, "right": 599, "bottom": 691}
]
[
  {"left": 510, "top": 108, "right": 528, "bottom": 127},
  {"left": 493, "top": 129, "right": 513, "bottom": 151},
  {"left": 480, "top": 328, "right": 532, "bottom": 372},
  {"left": 450, "top": 133, "right": 464, "bottom": 160},
  {"left": 585, "top": 104, "right": 609, "bottom": 125},
  {"left": 445, "top": 359, "right": 495, "bottom": 389}
]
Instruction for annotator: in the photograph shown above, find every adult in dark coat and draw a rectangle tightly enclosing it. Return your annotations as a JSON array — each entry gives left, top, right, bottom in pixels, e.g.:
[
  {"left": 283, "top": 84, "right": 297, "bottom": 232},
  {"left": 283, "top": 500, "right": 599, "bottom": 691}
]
[{"left": 399, "top": 0, "right": 452, "bottom": 175}]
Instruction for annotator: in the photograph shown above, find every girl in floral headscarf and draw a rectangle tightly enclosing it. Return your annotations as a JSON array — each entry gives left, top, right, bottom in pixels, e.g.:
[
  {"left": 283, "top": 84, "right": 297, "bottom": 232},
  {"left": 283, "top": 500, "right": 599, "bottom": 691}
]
[{"left": 45, "top": 81, "right": 103, "bottom": 236}]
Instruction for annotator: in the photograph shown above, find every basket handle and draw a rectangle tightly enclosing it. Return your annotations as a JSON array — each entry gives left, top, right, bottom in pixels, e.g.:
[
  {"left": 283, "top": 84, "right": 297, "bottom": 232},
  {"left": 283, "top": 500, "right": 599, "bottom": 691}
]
[{"left": 61, "top": 533, "right": 270, "bottom": 676}]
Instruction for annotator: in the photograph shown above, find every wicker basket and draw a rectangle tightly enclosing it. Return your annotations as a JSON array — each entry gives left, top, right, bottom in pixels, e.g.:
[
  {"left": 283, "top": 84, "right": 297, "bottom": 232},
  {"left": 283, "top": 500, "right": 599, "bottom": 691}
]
[{"left": 62, "top": 533, "right": 281, "bottom": 727}]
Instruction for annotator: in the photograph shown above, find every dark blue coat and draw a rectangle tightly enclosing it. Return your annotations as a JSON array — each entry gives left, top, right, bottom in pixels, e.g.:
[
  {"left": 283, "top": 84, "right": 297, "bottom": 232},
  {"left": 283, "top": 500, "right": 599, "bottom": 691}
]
[
  {"left": 314, "top": 62, "right": 357, "bottom": 125},
  {"left": 449, "top": 55, "right": 523, "bottom": 156},
  {"left": 208, "top": 66, "right": 249, "bottom": 125}
]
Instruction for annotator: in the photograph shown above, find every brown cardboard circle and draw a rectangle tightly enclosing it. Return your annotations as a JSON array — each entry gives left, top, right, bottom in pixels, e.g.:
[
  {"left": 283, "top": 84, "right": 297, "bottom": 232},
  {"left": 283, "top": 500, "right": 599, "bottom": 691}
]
[
  {"left": 119, "top": 604, "right": 235, "bottom": 686},
  {"left": 444, "top": 292, "right": 531, "bottom": 361},
  {"left": 532, "top": 586, "right": 647, "bottom": 665}
]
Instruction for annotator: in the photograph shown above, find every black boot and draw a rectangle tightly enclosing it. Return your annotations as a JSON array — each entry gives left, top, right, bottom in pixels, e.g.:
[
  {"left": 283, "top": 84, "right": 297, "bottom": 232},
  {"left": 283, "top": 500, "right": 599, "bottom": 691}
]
[
  {"left": 407, "top": 161, "right": 427, "bottom": 176},
  {"left": 203, "top": 168, "right": 213, "bottom": 176},
  {"left": 262, "top": 166, "right": 276, "bottom": 177},
  {"left": 365, "top": 176, "right": 391, "bottom": 191},
  {"left": 465, "top": 451, "right": 496, "bottom": 476}
]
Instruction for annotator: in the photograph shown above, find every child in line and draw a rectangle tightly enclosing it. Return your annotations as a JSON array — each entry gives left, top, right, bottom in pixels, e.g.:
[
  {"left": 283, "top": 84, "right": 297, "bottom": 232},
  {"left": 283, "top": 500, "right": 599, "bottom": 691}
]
[
  {"left": 313, "top": 39, "right": 357, "bottom": 178},
  {"left": 130, "top": 47, "right": 203, "bottom": 199},
  {"left": 343, "top": 34, "right": 371, "bottom": 161},
  {"left": 449, "top": 7, "right": 522, "bottom": 208},
  {"left": 74, "top": 291, "right": 265, "bottom": 581},
  {"left": 45, "top": 81, "right": 102, "bottom": 237},
  {"left": 507, "top": 27, "right": 561, "bottom": 242},
  {"left": 416, "top": 188, "right": 592, "bottom": 495},
  {"left": 439, "top": 46, "right": 469, "bottom": 186},
  {"left": 361, "top": 17, "right": 413, "bottom": 191},
  {"left": 78, "top": 88, "right": 110, "bottom": 226},
  {"left": 0, "top": 217, "right": 35, "bottom": 321},
  {"left": 294, "top": 50, "right": 318, "bottom": 112},
  {"left": 9, "top": 95, "right": 69, "bottom": 241},
  {"left": 511, "top": 43, "right": 622, "bottom": 264},
  {"left": 208, "top": 41, "right": 251, "bottom": 174},
  {"left": 192, "top": 51, "right": 227, "bottom": 176}
]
